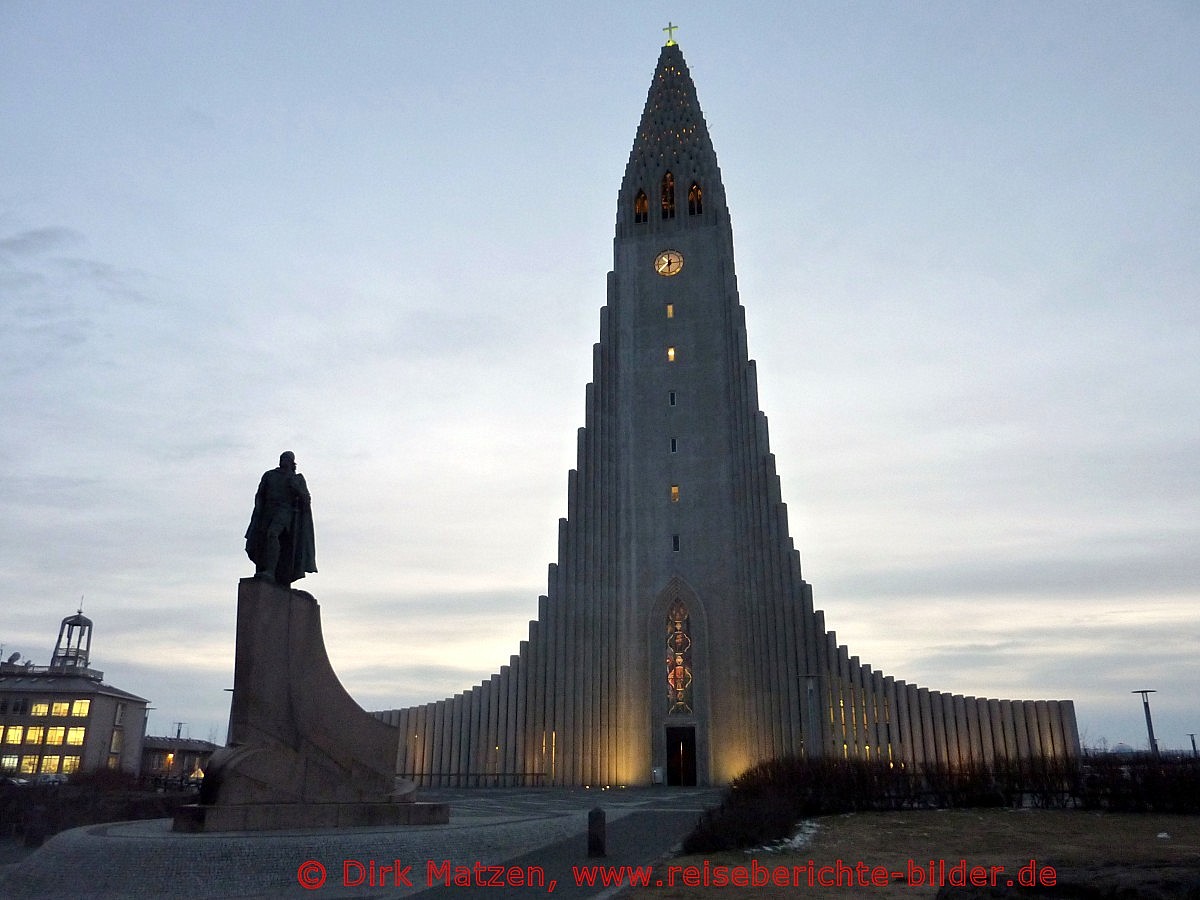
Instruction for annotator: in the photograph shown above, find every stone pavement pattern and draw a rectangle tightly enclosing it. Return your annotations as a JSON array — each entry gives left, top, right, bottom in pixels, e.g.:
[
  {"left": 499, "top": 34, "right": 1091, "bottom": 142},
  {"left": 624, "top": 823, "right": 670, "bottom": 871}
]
[{"left": 0, "top": 788, "right": 720, "bottom": 899}]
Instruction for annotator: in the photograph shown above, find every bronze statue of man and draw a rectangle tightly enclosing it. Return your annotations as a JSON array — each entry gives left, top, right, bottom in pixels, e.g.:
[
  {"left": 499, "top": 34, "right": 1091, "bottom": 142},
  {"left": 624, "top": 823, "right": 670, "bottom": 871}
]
[{"left": 244, "top": 451, "right": 317, "bottom": 585}]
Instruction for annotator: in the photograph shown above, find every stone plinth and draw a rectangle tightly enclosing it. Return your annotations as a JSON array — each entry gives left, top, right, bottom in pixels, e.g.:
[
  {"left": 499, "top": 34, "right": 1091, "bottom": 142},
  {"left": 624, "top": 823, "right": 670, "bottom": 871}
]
[{"left": 174, "top": 578, "right": 447, "bottom": 831}]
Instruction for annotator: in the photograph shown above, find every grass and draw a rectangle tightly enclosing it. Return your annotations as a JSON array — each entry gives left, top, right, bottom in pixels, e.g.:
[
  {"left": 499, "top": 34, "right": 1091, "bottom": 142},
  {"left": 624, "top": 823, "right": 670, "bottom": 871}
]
[{"left": 625, "top": 808, "right": 1200, "bottom": 898}]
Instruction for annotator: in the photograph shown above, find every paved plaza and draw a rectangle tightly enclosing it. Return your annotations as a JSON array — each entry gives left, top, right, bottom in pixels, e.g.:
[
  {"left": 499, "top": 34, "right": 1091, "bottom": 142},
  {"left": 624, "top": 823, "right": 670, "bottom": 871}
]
[{"left": 0, "top": 787, "right": 722, "bottom": 899}]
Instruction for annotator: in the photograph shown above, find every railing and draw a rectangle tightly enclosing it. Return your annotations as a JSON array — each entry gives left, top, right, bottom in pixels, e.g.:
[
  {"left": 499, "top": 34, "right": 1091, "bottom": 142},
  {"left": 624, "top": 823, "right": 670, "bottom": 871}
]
[{"left": 396, "top": 772, "right": 547, "bottom": 788}]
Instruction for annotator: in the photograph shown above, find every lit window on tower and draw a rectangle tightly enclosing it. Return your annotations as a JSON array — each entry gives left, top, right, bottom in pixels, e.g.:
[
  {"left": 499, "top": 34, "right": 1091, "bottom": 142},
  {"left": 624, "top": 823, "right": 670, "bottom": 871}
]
[
  {"left": 666, "top": 303, "right": 674, "bottom": 318},
  {"left": 666, "top": 600, "right": 693, "bottom": 714},
  {"left": 634, "top": 189, "right": 648, "bottom": 224},
  {"left": 688, "top": 181, "right": 703, "bottom": 215},
  {"left": 661, "top": 171, "right": 676, "bottom": 219},
  {"left": 670, "top": 485, "right": 680, "bottom": 502},
  {"left": 667, "top": 346, "right": 676, "bottom": 362}
]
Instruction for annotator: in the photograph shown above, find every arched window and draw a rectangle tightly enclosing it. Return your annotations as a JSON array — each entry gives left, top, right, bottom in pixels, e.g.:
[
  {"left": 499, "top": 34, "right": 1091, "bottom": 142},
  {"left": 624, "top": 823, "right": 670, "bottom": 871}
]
[
  {"left": 666, "top": 599, "right": 693, "bottom": 714},
  {"left": 688, "top": 181, "right": 703, "bottom": 215},
  {"left": 634, "top": 190, "right": 648, "bottom": 224},
  {"left": 661, "top": 172, "right": 676, "bottom": 220}
]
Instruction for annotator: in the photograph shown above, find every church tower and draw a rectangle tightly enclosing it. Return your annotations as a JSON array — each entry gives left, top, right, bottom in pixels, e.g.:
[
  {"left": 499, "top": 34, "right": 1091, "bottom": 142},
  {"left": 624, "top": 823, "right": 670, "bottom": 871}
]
[{"left": 379, "top": 38, "right": 1079, "bottom": 786}]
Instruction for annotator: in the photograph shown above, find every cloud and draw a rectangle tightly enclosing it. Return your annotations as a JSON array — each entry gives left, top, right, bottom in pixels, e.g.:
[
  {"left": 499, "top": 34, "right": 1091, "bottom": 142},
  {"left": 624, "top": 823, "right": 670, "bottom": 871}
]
[{"left": 0, "top": 226, "right": 83, "bottom": 258}]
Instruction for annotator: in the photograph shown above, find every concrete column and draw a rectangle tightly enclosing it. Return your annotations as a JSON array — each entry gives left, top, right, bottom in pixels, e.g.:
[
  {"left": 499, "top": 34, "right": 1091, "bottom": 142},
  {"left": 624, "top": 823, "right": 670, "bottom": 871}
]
[
  {"left": 1059, "top": 700, "right": 1081, "bottom": 759},
  {"left": 474, "top": 682, "right": 488, "bottom": 787},
  {"left": 926, "top": 691, "right": 945, "bottom": 767},
  {"left": 451, "top": 693, "right": 467, "bottom": 787},
  {"left": 411, "top": 704, "right": 426, "bottom": 786},
  {"left": 562, "top": 468, "right": 580, "bottom": 786},
  {"left": 974, "top": 698, "right": 994, "bottom": 768},
  {"left": 550, "top": 543, "right": 567, "bottom": 785},
  {"left": 1034, "top": 700, "right": 1053, "bottom": 759},
  {"left": 528, "top": 614, "right": 545, "bottom": 780},
  {"left": 950, "top": 694, "right": 968, "bottom": 768},
  {"left": 921, "top": 691, "right": 940, "bottom": 768},
  {"left": 433, "top": 699, "right": 447, "bottom": 787},
  {"left": 1000, "top": 700, "right": 1020, "bottom": 765},
  {"left": 484, "top": 675, "right": 496, "bottom": 786},
  {"left": 396, "top": 707, "right": 411, "bottom": 778},
  {"left": 801, "top": 586, "right": 823, "bottom": 758},
  {"left": 1012, "top": 700, "right": 1031, "bottom": 764},
  {"left": 894, "top": 680, "right": 913, "bottom": 767},
  {"left": 872, "top": 670, "right": 888, "bottom": 761},
  {"left": 904, "top": 683, "right": 924, "bottom": 769},
  {"left": 515, "top": 645, "right": 530, "bottom": 784}
]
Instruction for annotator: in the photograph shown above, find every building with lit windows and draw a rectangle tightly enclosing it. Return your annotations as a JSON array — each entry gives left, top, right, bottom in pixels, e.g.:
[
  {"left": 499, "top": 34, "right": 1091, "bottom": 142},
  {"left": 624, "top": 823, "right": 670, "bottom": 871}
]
[
  {"left": 0, "top": 611, "right": 147, "bottom": 779},
  {"left": 141, "top": 736, "right": 217, "bottom": 784},
  {"left": 376, "top": 37, "right": 1079, "bottom": 786}
]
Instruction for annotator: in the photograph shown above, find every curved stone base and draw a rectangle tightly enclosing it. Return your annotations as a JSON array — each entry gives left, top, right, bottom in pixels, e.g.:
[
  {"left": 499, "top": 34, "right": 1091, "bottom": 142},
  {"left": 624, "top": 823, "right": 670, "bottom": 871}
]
[
  {"left": 175, "top": 578, "right": 445, "bottom": 832},
  {"left": 174, "top": 799, "right": 448, "bottom": 832}
]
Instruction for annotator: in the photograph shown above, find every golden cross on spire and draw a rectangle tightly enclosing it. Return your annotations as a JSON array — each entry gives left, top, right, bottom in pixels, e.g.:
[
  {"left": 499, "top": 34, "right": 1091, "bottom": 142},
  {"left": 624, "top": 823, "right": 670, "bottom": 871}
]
[{"left": 663, "top": 21, "right": 679, "bottom": 46}]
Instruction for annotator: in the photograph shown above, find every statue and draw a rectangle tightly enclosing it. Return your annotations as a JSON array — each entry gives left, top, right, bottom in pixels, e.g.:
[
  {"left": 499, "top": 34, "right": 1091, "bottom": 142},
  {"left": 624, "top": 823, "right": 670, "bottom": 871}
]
[{"left": 244, "top": 451, "right": 317, "bottom": 585}]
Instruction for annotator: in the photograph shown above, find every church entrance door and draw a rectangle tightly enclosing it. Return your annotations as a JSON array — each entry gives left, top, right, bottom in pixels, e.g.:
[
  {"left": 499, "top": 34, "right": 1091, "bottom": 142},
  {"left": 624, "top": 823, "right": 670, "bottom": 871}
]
[{"left": 665, "top": 726, "right": 697, "bottom": 786}]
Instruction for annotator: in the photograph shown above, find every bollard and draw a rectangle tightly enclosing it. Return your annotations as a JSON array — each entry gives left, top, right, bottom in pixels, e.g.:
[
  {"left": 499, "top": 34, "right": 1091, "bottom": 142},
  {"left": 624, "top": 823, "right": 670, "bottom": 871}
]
[{"left": 587, "top": 806, "right": 606, "bottom": 857}]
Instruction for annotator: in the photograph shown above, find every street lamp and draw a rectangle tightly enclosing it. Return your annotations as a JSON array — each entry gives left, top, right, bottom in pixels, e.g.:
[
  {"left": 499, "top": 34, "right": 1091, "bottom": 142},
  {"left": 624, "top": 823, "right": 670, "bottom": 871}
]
[{"left": 1131, "top": 690, "right": 1159, "bottom": 758}]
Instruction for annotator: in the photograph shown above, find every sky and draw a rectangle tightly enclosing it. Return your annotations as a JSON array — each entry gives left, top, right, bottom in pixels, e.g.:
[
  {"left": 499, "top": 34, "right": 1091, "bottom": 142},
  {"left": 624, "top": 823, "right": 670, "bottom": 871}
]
[{"left": 1, "top": 2, "right": 1196, "bottom": 754}]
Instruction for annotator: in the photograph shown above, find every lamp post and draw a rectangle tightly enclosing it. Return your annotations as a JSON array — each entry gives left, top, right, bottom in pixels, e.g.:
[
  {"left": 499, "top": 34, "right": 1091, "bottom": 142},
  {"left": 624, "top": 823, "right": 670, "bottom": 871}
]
[{"left": 1131, "top": 690, "right": 1159, "bottom": 758}]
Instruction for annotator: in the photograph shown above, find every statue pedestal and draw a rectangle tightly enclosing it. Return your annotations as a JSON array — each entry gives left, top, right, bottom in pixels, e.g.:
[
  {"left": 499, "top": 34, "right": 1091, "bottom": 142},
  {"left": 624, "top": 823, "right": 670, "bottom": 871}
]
[{"left": 174, "top": 578, "right": 448, "bottom": 832}]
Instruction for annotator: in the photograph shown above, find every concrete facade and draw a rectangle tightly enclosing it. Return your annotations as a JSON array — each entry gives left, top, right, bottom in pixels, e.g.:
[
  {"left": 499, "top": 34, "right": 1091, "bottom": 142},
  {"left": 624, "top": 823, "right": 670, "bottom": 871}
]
[{"left": 377, "top": 42, "right": 1079, "bottom": 786}]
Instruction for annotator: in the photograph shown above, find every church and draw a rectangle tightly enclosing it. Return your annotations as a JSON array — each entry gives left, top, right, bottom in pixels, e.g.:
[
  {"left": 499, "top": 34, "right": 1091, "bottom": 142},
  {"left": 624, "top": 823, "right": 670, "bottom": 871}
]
[{"left": 377, "top": 36, "right": 1079, "bottom": 787}]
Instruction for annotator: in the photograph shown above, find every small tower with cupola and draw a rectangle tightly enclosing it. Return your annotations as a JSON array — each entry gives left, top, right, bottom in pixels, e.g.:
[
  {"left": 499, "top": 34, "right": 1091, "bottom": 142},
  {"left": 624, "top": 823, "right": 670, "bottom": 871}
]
[{"left": 50, "top": 609, "right": 94, "bottom": 673}]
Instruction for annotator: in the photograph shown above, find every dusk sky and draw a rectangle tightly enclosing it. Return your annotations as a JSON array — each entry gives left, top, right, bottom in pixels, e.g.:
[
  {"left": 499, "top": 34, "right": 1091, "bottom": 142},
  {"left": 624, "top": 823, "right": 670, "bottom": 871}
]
[{"left": 2, "top": 2, "right": 1196, "bottom": 754}]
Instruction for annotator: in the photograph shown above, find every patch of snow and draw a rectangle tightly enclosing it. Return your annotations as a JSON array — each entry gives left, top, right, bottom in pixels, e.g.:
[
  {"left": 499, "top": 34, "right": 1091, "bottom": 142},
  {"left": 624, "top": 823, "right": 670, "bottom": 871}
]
[{"left": 747, "top": 819, "right": 821, "bottom": 854}]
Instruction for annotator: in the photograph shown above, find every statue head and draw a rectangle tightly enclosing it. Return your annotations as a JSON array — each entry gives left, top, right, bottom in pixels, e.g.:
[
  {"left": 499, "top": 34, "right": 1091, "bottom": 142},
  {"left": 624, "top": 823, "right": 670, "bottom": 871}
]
[{"left": 279, "top": 450, "right": 296, "bottom": 471}]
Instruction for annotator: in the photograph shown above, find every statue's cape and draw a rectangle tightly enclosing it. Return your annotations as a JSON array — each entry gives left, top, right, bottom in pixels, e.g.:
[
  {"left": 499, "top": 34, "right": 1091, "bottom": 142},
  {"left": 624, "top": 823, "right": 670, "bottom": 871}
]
[
  {"left": 244, "top": 472, "right": 317, "bottom": 585},
  {"left": 285, "top": 501, "right": 318, "bottom": 584}
]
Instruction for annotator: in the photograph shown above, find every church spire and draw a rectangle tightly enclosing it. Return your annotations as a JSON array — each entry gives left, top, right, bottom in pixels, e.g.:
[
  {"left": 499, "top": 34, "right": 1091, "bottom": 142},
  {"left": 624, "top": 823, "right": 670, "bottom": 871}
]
[{"left": 618, "top": 42, "right": 727, "bottom": 236}]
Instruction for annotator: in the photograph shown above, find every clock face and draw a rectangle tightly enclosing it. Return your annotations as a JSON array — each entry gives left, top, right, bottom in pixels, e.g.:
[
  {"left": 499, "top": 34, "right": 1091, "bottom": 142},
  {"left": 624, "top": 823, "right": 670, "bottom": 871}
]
[{"left": 654, "top": 249, "right": 684, "bottom": 276}]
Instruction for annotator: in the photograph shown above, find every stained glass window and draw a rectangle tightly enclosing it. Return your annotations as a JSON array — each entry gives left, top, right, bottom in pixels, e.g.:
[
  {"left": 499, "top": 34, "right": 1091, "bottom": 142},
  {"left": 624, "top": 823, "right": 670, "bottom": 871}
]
[
  {"left": 666, "top": 599, "right": 693, "bottom": 714},
  {"left": 688, "top": 181, "right": 703, "bottom": 215},
  {"left": 634, "top": 190, "right": 648, "bottom": 224}
]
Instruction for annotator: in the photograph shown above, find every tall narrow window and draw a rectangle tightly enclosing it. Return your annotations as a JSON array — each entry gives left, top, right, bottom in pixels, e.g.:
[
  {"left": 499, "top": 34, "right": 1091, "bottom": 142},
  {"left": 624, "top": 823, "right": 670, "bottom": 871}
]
[
  {"left": 666, "top": 303, "right": 674, "bottom": 318},
  {"left": 672, "top": 534, "right": 680, "bottom": 551},
  {"left": 688, "top": 181, "right": 703, "bottom": 215},
  {"left": 669, "top": 391, "right": 677, "bottom": 406},
  {"left": 666, "top": 600, "right": 693, "bottom": 714},
  {"left": 661, "top": 172, "right": 676, "bottom": 219},
  {"left": 670, "top": 437, "right": 677, "bottom": 453},
  {"left": 666, "top": 346, "right": 676, "bottom": 362},
  {"left": 634, "top": 189, "right": 648, "bottom": 224},
  {"left": 670, "top": 485, "right": 680, "bottom": 502}
]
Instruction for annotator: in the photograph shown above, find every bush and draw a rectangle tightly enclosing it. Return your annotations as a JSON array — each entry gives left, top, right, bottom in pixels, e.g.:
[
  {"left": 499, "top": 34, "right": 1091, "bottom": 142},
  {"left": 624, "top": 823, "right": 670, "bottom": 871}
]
[{"left": 682, "top": 754, "right": 1200, "bottom": 853}]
